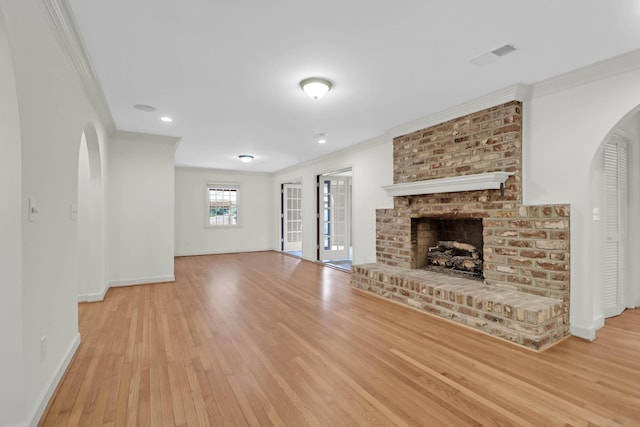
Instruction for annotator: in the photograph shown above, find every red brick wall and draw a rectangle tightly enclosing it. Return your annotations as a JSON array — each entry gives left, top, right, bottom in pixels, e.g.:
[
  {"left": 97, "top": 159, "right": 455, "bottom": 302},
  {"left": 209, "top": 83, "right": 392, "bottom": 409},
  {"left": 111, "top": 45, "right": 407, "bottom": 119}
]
[
  {"left": 376, "top": 101, "right": 569, "bottom": 326},
  {"left": 393, "top": 101, "right": 522, "bottom": 189}
]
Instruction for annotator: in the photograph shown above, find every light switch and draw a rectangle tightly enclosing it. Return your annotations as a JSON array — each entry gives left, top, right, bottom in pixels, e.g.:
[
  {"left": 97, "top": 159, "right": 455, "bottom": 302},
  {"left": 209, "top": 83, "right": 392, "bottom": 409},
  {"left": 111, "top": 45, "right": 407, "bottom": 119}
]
[
  {"left": 70, "top": 203, "right": 78, "bottom": 220},
  {"left": 28, "top": 198, "right": 38, "bottom": 222}
]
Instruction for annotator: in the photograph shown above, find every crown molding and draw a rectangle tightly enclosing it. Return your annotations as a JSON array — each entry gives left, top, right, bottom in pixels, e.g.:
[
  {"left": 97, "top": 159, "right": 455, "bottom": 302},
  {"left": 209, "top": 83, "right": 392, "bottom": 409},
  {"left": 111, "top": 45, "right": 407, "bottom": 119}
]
[
  {"left": 175, "top": 165, "right": 273, "bottom": 177},
  {"left": 385, "top": 83, "right": 530, "bottom": 140},
  {"left": 114, "top": 130, "right": 181, "bottom": 148},
  {"left": 272, "top": 133, "right": 389, "bottom": 176},
  {"left": 40, "top": 0, "right": 116, "bottom": 134},
  {"left": 531, "top": 48, "right": 640, "bottom": 99}
]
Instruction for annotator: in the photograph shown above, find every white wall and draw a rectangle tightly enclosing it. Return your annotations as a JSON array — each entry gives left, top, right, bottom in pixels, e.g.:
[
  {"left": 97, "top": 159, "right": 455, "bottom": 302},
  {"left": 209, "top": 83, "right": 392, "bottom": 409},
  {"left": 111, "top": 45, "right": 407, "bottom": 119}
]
[
  {"left": 175, "top": 167, "right": 274, "bottom": 255},
  {"left": 1, "top": 0, "right": 111, "bottom": 424},
  {"left": 77, "top": 135, "right": 91, "bottom": 298},
  {"left": 77, "top": 124, "right": 108, "bottom": 302},
  {"left": 272, "top": 137, "right": 394, "bottom": 264},
  {"left": 524, "top": 59, "right": 640, "bottom": 339},
  {"left": 0, "top": 3, "right": 26, "bottom": 425},
  {"left": 108, "top": 131, "right": 177, "bottom": 286}
]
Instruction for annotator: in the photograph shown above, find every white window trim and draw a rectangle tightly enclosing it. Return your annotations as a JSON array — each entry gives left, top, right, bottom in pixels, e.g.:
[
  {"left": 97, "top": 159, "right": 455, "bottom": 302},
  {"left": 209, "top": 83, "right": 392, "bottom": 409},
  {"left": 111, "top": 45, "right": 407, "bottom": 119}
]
[{"left": 205, "top": 182, "right": 241, "bottom": 228}]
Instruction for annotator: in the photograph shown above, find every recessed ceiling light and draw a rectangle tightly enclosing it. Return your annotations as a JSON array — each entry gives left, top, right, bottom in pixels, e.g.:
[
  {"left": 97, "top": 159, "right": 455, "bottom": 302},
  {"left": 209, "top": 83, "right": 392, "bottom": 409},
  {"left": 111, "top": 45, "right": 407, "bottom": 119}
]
[
  {"left": 238, "top": 154, "right": 254, "bottom": 163},
  {"left": 315, "top": 133, "right": 328, "bottom": 144},
  {"left": 160, "top": 116, "right": 173, "bottom": 122},
  {"left": 300, "top": 77, "right": 332, "bottom": 99},
  {"left": 133, "top": 104, "right": 157, "bottom": 112}
]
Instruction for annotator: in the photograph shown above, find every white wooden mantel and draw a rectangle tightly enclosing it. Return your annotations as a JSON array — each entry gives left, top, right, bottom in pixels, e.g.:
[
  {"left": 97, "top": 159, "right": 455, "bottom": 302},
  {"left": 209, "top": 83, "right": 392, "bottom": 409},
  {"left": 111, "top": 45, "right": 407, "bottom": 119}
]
[{"left": 382, "top": 172, "right": 514, "bottom": 197}]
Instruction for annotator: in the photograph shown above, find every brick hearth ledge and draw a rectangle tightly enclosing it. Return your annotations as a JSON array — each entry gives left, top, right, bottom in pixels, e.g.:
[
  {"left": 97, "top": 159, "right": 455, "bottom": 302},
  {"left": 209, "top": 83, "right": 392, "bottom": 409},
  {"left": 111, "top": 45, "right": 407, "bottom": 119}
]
[{"left": 351, "top": 263, "right": 564, "bottom": 350}]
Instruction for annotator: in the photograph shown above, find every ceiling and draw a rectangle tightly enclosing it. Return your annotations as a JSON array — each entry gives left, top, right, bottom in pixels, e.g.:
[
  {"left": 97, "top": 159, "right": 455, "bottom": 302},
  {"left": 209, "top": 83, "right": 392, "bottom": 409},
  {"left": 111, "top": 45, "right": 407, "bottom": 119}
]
[{"left": 68, "top": 0, "right": 640, "bottom": 173}]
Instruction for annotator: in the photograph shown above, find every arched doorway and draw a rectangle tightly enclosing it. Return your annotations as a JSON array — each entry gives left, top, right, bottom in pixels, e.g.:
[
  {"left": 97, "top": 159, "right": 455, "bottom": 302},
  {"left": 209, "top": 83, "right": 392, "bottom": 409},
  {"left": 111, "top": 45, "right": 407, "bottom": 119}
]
[
  {"left": 592, "top": 107, "right": 640, "bottom": 321},
  {"left": 77, "top": 123, "right": 105, "bottom": 301}
]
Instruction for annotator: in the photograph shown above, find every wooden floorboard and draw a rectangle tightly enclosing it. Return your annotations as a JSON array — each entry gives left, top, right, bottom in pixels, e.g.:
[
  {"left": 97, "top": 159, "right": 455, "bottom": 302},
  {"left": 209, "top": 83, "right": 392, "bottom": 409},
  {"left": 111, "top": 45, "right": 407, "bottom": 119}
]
[{"left": 40, "top": 251, "right": 640, "bottom": 426}]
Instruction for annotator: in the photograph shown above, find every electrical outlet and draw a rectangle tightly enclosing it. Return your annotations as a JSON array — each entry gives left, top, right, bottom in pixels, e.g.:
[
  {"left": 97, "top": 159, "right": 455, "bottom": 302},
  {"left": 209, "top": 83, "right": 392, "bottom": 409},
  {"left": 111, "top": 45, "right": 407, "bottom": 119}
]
[{"left": 40, "top": 336, "right": 47, "bottom": 361}]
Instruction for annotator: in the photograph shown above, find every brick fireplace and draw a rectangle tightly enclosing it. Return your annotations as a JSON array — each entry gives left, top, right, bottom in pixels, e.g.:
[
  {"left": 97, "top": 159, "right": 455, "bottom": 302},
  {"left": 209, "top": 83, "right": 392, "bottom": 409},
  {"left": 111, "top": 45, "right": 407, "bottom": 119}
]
[{"left": 351, "top": 101, "right": 570, "bottom": 350}]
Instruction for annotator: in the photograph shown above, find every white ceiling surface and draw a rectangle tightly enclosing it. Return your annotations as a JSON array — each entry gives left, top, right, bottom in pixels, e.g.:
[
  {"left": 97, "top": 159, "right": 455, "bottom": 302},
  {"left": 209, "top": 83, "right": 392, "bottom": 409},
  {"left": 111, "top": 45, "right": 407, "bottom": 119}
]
[{"left": 69, "top": 0, "right": 640, "bottom": 173}]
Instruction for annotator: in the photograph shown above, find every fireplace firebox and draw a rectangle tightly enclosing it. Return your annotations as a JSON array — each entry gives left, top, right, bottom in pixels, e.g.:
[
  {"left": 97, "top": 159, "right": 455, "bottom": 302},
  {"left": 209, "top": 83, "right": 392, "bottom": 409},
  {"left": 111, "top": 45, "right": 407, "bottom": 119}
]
[{"left": 412, "top": 217, "right": 484, "bottom": 280}]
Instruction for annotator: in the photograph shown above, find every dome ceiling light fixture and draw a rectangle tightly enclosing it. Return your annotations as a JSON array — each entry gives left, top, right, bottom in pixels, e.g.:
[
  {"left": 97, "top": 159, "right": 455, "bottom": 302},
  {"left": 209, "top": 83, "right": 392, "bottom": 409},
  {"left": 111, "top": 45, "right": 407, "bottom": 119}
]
[
  {"left": 300, "top": 77, "right": 332, "bottom": 99},
  {"left": 238, "top": 154, "right": 254, "bottom": 163}
]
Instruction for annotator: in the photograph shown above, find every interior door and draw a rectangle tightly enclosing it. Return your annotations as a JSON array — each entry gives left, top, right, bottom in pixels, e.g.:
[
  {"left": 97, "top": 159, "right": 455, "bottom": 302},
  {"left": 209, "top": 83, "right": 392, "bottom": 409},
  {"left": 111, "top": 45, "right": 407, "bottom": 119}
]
[
  {"left": 603, "top": 137, "right": 628, "bottom": 318},
  {"left": 282, "top": 183, "right": 302, "bottom": 252},
  {"left": 320, "top": 175, "right": 350, "bottom": 260}
]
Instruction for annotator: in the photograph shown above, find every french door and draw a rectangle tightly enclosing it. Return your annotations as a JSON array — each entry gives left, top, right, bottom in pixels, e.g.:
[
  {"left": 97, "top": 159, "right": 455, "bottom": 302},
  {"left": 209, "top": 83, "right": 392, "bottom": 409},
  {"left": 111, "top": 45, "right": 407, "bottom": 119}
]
[
  {"left": 282, "top": 183, "right": 302, "bottom": 252},
  {"left": 319, "top": 175, "right": 350, "bottom": 260}
]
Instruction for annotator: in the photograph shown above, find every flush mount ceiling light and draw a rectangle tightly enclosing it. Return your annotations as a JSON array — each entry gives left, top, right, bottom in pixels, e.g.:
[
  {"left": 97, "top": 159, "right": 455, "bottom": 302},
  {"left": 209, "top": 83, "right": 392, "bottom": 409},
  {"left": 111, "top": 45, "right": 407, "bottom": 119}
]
[
  {"left": 238, "top": 154, "right": 254, "bottom": 163},
  {"left": 160, "top": 116, "right": 173, "bottom": 123},
  {"left": 300, "top": 77, "right": 332, "bottom": 99},
  {"left": 133, "top": 104, "right": 157, "bottom": 112}
]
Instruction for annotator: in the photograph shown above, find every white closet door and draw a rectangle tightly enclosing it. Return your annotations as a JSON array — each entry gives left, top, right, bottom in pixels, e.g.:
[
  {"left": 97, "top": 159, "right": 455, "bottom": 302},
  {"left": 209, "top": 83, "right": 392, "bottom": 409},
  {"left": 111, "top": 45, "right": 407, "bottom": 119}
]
[{"left": 603, "top": 138, "right": 628, "bottom": 318}]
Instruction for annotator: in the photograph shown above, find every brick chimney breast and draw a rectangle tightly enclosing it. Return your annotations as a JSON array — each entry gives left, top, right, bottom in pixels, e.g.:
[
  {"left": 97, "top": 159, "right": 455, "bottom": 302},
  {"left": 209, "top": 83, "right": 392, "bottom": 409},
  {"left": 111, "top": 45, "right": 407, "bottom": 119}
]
[{"left": 354, "top": 101, "right": 570, "bottom": 350}]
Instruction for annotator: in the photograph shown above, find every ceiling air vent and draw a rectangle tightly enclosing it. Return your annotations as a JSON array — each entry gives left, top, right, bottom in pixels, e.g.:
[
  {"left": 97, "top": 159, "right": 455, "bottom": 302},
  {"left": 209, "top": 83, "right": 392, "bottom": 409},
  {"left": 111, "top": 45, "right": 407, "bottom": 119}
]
[
  {"left": 491, "top": 44, "right": 517, "bottom": 57},
  {"left": 470, "top": 43, "right": 518, "bottom": 66}
]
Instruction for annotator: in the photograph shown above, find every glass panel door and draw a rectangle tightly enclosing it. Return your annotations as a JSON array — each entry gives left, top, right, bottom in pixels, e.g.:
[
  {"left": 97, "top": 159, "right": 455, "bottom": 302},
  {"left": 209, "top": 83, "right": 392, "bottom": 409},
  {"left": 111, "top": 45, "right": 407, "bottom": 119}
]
[
  {"left": 320, "top": 176, "right": 349, "bottom": 260},
  {"left": 283, "top": 184, "right": 302, "bottom": 252}
]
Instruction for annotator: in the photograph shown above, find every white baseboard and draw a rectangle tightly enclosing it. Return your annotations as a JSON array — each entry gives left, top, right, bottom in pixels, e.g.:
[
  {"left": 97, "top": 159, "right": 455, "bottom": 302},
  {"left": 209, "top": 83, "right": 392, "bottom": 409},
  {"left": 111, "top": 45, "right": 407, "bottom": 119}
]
[
  {"left": 77, "top": 282, "right": 110, "bottom": 303},
  {"left": 570, "top": 323, "right": 599, "bottom": 341},
  {"left": 28, "top": 332, "right": 81, "bottom": 427},
  {"left": 108, "top": 275, "right": 175, "bottom": 288},
  {"left": 593, "top": 314, "right": 605, "bottom": 329},
  {"left": 174, "top": 248, "right": 272, "bottom": 257},
  {"left": 78, "top": 276, "right": 177, "bottom": 302}
]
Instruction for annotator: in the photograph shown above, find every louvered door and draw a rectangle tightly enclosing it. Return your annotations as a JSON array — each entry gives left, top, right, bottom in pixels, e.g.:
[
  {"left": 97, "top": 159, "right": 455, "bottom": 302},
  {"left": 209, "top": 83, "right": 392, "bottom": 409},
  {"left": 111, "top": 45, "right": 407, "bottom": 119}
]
[{"left": 603, "top": 137, "right": 628, "bottom": 318}]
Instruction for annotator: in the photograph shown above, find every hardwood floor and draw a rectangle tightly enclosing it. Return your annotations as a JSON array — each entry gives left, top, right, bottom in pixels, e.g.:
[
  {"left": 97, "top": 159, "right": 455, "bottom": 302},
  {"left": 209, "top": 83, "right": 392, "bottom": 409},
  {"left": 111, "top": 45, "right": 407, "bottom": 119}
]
[{"left": 41, "top": 252, "right": 640, "bottom": 426}]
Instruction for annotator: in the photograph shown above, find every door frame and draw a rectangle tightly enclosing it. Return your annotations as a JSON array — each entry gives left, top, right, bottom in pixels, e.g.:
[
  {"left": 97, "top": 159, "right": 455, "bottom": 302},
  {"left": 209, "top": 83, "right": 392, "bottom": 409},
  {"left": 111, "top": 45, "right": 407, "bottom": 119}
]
[
  {"left": 598, "top": 125, "right": 640, "bottom": 319},
  {"left": 280, "top": 182, "right": 303, "bottom": 254},
  {"left": 317, "top": 168, "right": 352, "bottom": 261}
]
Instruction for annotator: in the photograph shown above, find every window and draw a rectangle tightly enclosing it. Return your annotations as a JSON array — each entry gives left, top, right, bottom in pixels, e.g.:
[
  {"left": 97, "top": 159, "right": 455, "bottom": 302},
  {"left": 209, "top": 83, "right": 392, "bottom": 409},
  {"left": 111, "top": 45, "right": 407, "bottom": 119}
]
[{"left": 206, "top": 184, "right": 239, "bottom": 226}]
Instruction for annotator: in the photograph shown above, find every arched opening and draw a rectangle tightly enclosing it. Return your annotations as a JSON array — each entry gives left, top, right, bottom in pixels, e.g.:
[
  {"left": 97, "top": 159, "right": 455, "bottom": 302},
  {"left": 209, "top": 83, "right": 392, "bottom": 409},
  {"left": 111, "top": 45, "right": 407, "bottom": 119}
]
[
  {"left": 590, "top": 106, "right": 640, "bottom": 325},
  {"left": 77, "top": 123, "right": 105, "bottom": 301}
]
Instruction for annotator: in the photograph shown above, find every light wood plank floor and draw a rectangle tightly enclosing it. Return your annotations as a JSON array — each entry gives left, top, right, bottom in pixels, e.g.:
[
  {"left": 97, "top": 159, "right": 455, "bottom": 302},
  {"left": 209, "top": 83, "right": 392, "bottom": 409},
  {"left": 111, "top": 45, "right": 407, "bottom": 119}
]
[{"left": 41, "top": 252, "right": 640, "bottom": 426}]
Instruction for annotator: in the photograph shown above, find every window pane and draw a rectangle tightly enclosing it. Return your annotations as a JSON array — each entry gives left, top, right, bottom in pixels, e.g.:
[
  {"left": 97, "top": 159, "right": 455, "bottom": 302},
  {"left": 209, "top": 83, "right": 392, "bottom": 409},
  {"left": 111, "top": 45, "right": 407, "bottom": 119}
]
[{"left": 209, "top": 187, "right": 238, "bottom": 225}]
